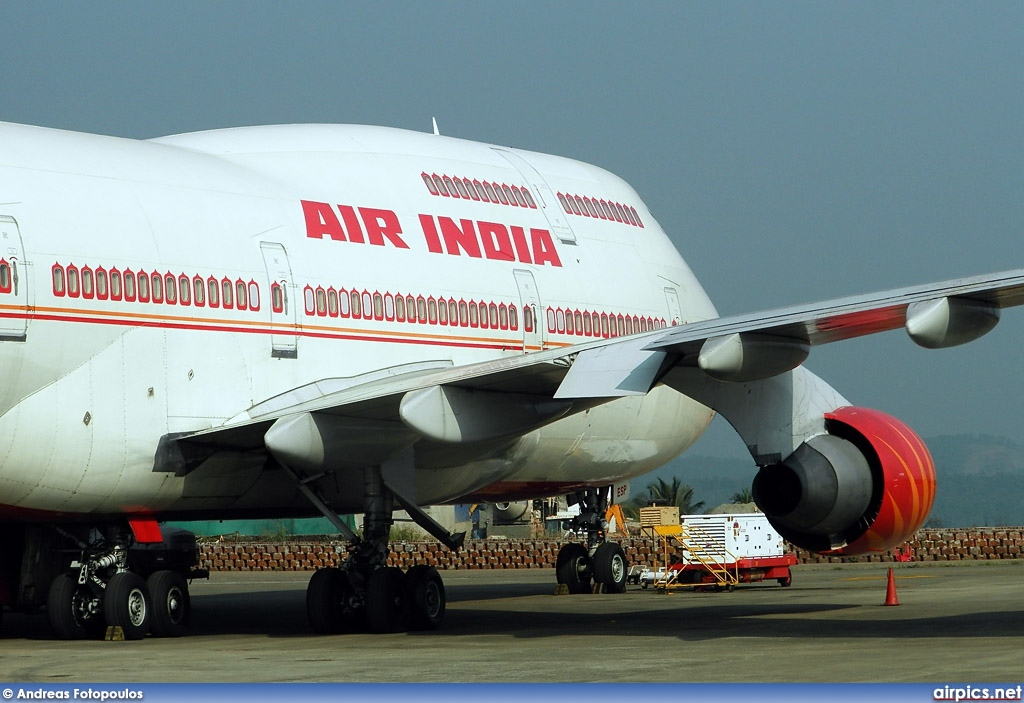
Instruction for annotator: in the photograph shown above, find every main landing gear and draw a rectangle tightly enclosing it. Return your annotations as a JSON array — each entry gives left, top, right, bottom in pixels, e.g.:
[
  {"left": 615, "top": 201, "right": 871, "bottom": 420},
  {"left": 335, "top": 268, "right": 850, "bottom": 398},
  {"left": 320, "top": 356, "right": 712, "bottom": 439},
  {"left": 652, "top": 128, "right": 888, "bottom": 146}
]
[
  {"left": 287, "top": 464, "right": 463, "bottom": 634},
  {"left": 47, "top": 525, "right": 206, "bottom": 640},
  {"left": 555, "top": 487, "right": 628, "bottom": 594}
]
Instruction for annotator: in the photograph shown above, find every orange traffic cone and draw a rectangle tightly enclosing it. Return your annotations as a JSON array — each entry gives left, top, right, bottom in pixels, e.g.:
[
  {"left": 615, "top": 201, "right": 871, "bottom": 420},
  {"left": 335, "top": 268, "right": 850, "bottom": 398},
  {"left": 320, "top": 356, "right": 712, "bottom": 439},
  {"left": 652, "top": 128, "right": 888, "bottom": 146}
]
[{"left": 883, "top": 567, "right": 900, "bottom": 606}]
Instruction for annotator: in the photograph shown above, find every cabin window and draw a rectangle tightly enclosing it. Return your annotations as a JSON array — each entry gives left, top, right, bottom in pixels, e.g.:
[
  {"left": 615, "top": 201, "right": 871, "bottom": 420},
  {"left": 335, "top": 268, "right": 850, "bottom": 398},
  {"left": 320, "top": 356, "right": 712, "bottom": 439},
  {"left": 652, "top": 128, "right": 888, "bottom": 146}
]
[
  {"left": 600, "top": 314, "right": 609, "bottom": 338},
  {"left": 327, "top": 288, "right": 339, "bottom": 316},
  {"left": 81, "top": 268, "right": 94, "bottom": 299},
  {"left": 458, "top": 300, "right": 468, "bottom": 326},
  {"left": 469, "top": 301, "right": 479, "bottom": 327},
  {"left": 303, "top": 286, "right": 314, "bottom": 315},
  {"left": 416, "top": 296, "right": 427, "bottom": 323},
  {"left": 315, "top": 287, "right": 327, "bottom": 316},
  {"left": 207, "top": 277, "right": 219, "bottom": 308},
  {"left": 394, "top": 294, "right": 405, "bottom": 322},
  {"left": 52, "top": 264, "right": 65, "bottom": 296},
  {"left": 137, "top": 272, "right": 150, "bottom": 302},
  {"left": 483, "top": 182, "right": 497, "bottom": 202},
  {"left": 523, "top": 305, "right": 533, "bottom": 332},
  {"left": 495, "top": 184, "right": 509, "bottom": 205},
  {"left": 248, "top": 281, "right": 259, "bottom": 311},
  {"left": 488, "top": 303, "right": 498, "bottom": 328},
  {"left": 564, "top": 309, "right": 573, "bottom": 335},
  {"left": 478, "top": 302, "right": 488, "bottom": 329},
  {"left": 437, "top": 298, "right": 447, "bottom": 325},
  {"left": 583, "top": 313, "right": 593, "bottom": 336},
  {"left": 405, "top": 295, "right": 416, "bottom": 322},
  {"left": 162, "top": 274, "right": 176, "bottom": 304},
  {"left": 472, "top": 180, "right": 486, "bottom": 202},
  {"left": 464, "top": 179, "right": 480, "bottom": 201},
  {"left": 110, "top": 270, "right": 123, "bottom": 301},
  {"left": 422, "top": 172, "right": 439, "bottom": 195},
  {"left": 193, "top": 276, "right": 205, "bottom": 306},
  {"left": 512, "top": 187, "right": 528, "bottom": 208},
  {"left": 546, "top": 308, "right": 556, "bottom": 333},
  {"left": 384, "top": 293, "right": 395, "bottom": 320},
  {"left": 443, "top": 176, "right": 458, "bottom": 198},
  {"left": 350, "top": 290, "right": 361, "bottom": 318},
  {"left": 96, "top": 269, "right": 109, "bottom": 299},
  {"left": 522, "top": 189, "right": 537, "bottom": 209},
  {"left": 124, "top": 271, "right": 137, "bottom": 302},
  {"left": 221, "top": 279, "right": 233, "bottom": 309},
  {"left": 151, "top": 273, "right": 163, "bottom": 303},
  {"left": 558, "top": 193, "right": 571, "bottom": 213},
  {"left": 499, "top": 304, "right": 509, "bottom": 330},
  {"left": 555, "top": 309, "right": 565, "bottom": 333},
  {"left": 448, "top": 300, "right": 458, "bottom": 325},
  {"left": 178, "top": 275, "right": 191, "bottom": 305},
  {"left": 427, "top": 298, "right": 438, "bottom": 324},
  {"left": 373, "top": 292, "right": 384, "bottom": 320},
  {"left": 134, "top": 270, "right": 146, "bottom": 300},
  {"left": 235, "top": 280, "right": 247, "bottom": 309},
  {"left": 574, "top": 311, "right": 583, "bottom": 335}
]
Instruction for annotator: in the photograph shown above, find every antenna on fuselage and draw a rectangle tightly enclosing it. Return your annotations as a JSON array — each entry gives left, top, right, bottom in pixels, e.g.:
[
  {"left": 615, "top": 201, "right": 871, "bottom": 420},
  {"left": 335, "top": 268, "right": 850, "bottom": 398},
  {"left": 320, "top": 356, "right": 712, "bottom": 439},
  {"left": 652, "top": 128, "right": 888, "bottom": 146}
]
[{"left": 432, "top": 117, "right": 440, "bottom": 136}]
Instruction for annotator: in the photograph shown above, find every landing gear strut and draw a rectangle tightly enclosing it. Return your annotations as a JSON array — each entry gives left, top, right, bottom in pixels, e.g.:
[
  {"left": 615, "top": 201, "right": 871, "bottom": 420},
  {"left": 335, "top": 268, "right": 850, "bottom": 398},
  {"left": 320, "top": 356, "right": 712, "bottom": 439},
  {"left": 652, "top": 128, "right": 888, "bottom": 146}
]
[
  {"left": 46, "top": 525, "right": 204, "bottom": 640},
  {"left": 292, "top": 464, "right": 461, "bottom": 634},
  {"left": 555, "top": 487, "right": 628, "bottom": 594}
]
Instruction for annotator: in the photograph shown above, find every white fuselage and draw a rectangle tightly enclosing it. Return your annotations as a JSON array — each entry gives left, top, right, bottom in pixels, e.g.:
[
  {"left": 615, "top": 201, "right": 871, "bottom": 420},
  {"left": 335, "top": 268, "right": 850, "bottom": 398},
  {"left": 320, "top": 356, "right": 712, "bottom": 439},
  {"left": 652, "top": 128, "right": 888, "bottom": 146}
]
[{"left": 0, "top": 122, "right": 718, "bottom": 519}]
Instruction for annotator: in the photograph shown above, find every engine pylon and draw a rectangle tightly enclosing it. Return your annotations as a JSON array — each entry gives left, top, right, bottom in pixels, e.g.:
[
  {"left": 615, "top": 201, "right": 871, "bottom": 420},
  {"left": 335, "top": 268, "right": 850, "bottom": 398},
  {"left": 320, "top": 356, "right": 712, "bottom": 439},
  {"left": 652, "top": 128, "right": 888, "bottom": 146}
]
[{"left": 883, "top": 567, "right": 900, "bottom": 606}]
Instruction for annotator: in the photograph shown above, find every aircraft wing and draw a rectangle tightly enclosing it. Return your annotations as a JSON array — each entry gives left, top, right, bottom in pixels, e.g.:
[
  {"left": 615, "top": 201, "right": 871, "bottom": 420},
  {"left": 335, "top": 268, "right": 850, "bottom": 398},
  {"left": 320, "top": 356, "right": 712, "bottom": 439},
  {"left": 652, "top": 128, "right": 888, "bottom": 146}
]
[
  {"left": 167, "top": 268, "right": 1024, "bottom": 470},
  {"left": 557, "top": 268, "right": 1024, "bottom": 396}
]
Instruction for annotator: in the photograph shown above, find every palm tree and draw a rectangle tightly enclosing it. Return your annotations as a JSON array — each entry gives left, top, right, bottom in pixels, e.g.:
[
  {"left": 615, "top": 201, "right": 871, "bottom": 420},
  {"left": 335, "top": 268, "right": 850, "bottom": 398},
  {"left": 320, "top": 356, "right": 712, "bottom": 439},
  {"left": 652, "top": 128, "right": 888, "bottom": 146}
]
[
  {"left": 637, "top": 476, "right": 705, "bottom": 515},
  {"left": 729, "top": 487, "right": 754, "bottom": 504}
]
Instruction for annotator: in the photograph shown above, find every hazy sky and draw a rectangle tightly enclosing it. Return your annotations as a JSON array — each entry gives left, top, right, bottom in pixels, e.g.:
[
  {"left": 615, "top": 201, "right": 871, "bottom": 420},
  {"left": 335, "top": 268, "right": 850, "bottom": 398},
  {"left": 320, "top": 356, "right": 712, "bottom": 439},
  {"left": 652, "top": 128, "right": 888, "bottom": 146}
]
[{"left": 3, "top": 2, "right": 1023, "bottom": 457}]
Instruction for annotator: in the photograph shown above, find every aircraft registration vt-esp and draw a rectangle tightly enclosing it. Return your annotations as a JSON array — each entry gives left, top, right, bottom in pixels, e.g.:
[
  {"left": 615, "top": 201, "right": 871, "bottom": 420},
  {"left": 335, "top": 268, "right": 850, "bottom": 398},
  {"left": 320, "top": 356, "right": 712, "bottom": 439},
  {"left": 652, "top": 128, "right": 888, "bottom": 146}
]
[{"left": 0, "top": 121, "right": 1022, "bottom": 639}]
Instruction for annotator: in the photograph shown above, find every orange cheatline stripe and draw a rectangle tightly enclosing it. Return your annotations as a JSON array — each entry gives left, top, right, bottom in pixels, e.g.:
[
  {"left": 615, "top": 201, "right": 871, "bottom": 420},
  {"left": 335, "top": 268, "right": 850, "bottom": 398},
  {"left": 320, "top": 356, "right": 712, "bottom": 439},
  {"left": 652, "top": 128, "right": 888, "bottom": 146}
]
[{"left": 0, "top": 303, "right": 581, "bottom": 352}]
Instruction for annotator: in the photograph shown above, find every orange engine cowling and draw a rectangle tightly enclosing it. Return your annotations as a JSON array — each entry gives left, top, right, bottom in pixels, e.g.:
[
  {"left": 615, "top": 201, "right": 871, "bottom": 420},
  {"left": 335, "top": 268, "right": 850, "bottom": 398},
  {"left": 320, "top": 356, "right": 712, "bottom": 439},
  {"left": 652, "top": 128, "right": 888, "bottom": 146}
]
[{"left": 751, "top": 406, "right": 936, "bottom": 555}]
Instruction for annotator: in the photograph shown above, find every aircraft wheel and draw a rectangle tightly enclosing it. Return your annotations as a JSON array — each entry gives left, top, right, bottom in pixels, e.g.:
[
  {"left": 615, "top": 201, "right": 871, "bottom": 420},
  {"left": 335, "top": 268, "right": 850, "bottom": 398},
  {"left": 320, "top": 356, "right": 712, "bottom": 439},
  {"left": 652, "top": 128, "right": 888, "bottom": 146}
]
[
  {"left": 147, "top": 570, "right": 190, "bottom": 638},
  {"left": 592, "top": 542, "right": 627, "bottom": 593},
  {"left": 307, "top": 568, "right": 363, "bottom": 634},
  {"left": 104, "top": 572, "right": 151, "bottom": 640},
  {"left": 365, "top": 567, "right": 407, "bottom": 633},
  {"left": 48, "top": 573, "right": 97, "bottom": 640},
  {"left": 555, "top": 543, "right": 591, "bottom": 594},
  {"left": 403, "top": 565, "right": 445, "bottom": 630}
]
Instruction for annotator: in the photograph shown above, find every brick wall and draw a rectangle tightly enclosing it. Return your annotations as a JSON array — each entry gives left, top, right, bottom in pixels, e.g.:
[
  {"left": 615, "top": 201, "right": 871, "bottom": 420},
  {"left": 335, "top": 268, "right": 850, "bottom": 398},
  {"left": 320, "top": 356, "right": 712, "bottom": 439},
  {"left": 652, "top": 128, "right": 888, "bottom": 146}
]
[{"left": 197, "top": 527, "right": 1024, "bottom": 571}]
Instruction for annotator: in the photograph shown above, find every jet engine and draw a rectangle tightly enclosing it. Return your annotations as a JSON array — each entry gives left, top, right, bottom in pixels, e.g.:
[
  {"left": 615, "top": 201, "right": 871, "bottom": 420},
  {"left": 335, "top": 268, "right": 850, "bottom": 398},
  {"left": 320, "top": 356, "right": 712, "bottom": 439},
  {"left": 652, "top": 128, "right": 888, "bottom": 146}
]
[{"left": 751, "top": 406, "right": 935, "bottom": 555}]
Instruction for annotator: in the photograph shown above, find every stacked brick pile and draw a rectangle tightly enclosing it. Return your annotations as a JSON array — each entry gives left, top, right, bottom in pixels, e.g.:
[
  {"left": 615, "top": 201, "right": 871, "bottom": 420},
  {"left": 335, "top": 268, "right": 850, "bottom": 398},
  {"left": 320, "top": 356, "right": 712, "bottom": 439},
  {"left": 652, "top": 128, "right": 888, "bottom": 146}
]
[{"left": 197, "top": 527, "right": 1024, "bottom": 572}]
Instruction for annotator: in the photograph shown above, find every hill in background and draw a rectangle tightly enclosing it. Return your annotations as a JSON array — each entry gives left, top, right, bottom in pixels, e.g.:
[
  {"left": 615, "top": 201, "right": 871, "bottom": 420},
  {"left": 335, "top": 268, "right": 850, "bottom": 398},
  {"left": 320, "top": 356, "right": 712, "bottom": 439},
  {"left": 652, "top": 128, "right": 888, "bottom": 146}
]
[{"left": 630, "top": 434, "right": 1024, "bottom": 527}]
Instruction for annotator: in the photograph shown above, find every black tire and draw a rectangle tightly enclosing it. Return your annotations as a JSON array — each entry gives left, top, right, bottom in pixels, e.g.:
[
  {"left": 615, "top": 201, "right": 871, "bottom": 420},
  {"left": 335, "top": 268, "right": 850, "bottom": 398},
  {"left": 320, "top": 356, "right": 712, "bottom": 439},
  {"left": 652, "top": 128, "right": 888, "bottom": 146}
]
[
  {"left": 104, "top": 572, "right": 151, "bottom": 640},
  {"left": 307, "top": 568, "right": 357, "bottom": 634},
  {"left": 556, "top": 543, "right": 591, "bottom": 594},
  {"left": 592, "top": 542, "right": 628, "bottom": 594},
  {"left": 147, "top": 570, "right": 190, "bottom": 638},
  {"left": 779, "top": 574, "right": 793, "bottom": 587},
  {"left": 365, "top": 567, "right": 407, "bottom": 633},
  {"left": 403, "top": 565, "right": 446, "bottom": 631},
  {"left": 48, "top": 573, "right": 91, "bottom": 640}
]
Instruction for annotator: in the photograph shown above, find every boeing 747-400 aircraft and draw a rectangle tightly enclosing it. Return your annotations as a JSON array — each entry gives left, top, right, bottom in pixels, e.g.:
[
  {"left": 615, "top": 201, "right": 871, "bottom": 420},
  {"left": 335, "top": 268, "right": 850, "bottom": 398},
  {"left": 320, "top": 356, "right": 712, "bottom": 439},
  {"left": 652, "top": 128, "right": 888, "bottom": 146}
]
[{"left": 0, "top": 121, "right": 1021, "bottom": 638}]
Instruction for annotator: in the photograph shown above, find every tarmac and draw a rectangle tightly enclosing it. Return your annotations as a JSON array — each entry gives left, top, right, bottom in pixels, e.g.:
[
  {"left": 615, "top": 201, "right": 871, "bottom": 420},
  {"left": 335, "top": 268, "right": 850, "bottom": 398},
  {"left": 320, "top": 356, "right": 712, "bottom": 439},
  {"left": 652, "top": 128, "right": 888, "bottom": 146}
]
[{"left": 1, "top": 560, "right": 1023, "bottom": 683}]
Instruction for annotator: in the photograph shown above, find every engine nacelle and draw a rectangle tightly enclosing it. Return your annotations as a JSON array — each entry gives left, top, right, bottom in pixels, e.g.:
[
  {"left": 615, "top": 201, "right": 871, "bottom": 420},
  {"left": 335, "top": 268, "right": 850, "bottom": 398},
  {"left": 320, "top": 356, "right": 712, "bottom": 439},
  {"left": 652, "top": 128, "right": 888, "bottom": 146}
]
[{"left": 752, "top": 406, "right": 935, "bottom": 555}]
